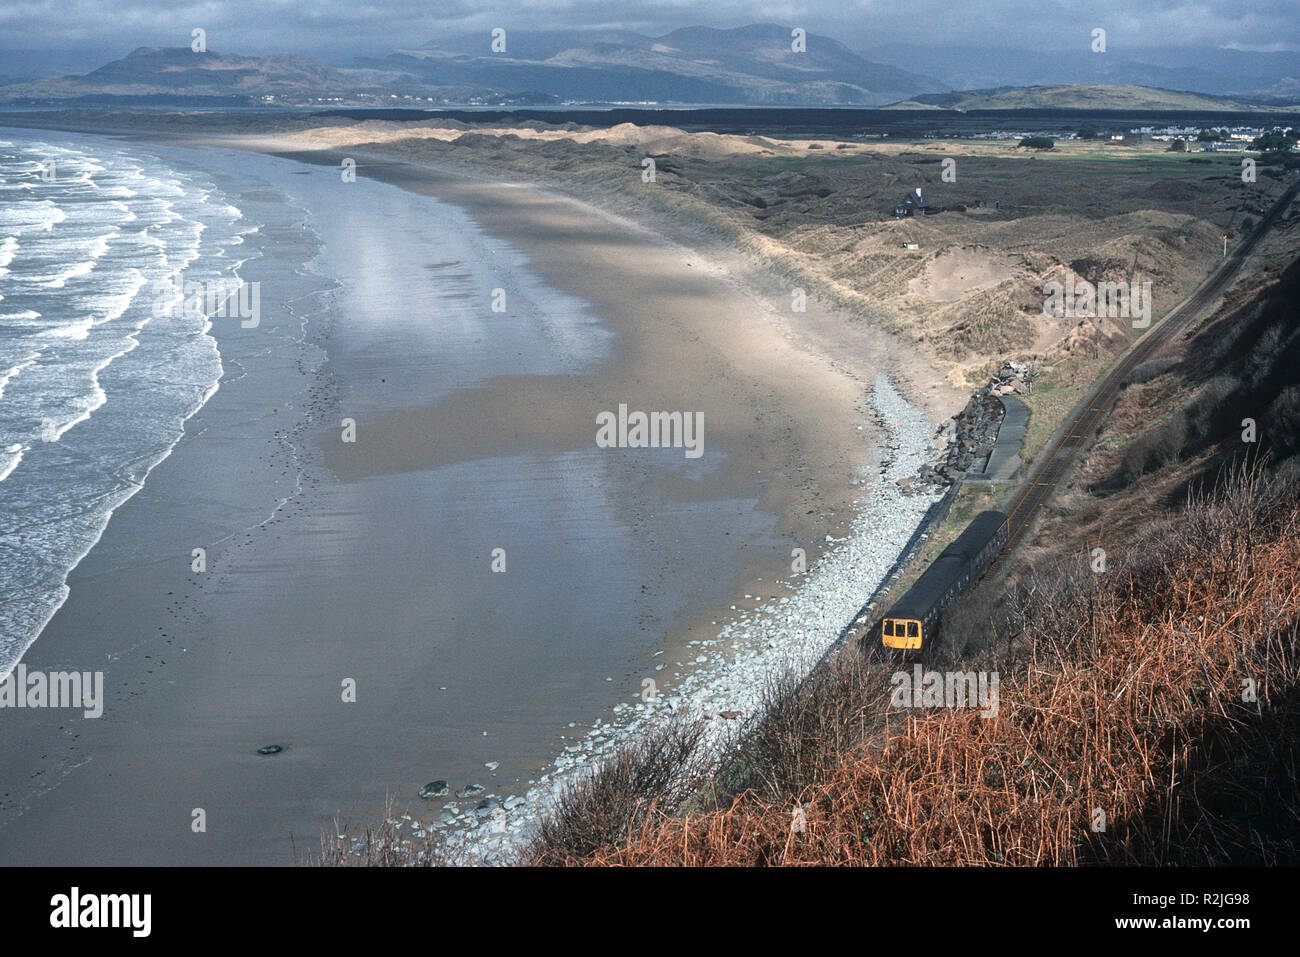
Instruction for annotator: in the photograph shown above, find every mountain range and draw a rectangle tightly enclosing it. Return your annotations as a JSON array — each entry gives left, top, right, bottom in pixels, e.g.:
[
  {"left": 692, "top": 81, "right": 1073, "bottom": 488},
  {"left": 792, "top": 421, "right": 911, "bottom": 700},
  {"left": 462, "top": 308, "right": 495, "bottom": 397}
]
[
  {"left": 361, "top": 24, "right": 946, "bottom": 105},
  {"left": 1, "top": 24, "right": 1295, "bottom": 109}
]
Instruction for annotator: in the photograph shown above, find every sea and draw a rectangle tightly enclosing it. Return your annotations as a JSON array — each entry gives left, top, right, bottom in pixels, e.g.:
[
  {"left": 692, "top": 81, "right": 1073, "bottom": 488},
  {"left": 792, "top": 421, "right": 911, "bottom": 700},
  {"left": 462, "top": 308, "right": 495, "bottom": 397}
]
[
  {"left": 0, "top": 127, "right": 773, "bottom": 809},
  {"left": 0, "top": 129, "right": 248, "bottom": 678}
]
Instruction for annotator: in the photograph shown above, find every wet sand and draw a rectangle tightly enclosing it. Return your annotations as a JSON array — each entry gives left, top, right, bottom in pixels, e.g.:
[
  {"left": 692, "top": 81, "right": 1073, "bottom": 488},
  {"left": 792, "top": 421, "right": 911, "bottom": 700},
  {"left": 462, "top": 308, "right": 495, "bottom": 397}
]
[{"left": 0, "top": 131, "right": 931, "bottom": 864}]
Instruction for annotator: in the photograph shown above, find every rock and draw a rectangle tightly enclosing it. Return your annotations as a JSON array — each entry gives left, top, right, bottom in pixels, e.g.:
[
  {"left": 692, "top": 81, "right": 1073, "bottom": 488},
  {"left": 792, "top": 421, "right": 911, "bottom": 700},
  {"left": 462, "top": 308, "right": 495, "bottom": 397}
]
[
  {"left": 503, "top": 795, "right": 526, "bottom": 811},
  {"left": 484, "top": 761, "right": 499, "bottom": 771},
  {"left": 256, "top": 744, "right": 284, "bottom": 755},
  {"left": 456, "top": 784, "right": 486, "bottom": 799},
  {"left": 418, "top": 780, "right": 450, "bottom": 799}
]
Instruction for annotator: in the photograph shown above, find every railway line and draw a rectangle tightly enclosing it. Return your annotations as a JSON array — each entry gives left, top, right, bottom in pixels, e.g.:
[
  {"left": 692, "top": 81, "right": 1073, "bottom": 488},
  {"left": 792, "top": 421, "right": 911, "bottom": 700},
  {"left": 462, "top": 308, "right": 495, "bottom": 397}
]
[
  {"left": 840, "top": 172, "right": 1300, "bottom": 656},
  {"left": 999, "top": 173, "right": 1300, "bottom": 553}
]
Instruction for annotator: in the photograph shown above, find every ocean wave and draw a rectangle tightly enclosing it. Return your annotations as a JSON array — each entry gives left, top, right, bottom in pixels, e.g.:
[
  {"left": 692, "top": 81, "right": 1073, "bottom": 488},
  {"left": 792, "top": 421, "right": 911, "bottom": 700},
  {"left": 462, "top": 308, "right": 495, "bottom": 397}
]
[
  {"left": 0, "top": 199, "right": 65, "bottom": 235},
  {"left": 0, "top": 132, "right": 246, "bottom": 680},
  {"left": 40, "top": 319, "right": 93, "bottom": 340},
  {"left": 0, "top": 236, "right": 16, "bottom": 275},
  {"left": 95, "top": 268, "right": 148, "bottom": 322},
  {"left": 0, "top": 445, "right": 22, "bottom": 483},
  {"left": 34, "top": 256, "right": 98, "bottom": 289},
  {"left": 24, "top": 231, "right": 118, "bottom": 288},
  {"left": 0, "top": 354, "right": 38, "bottom": 400}
]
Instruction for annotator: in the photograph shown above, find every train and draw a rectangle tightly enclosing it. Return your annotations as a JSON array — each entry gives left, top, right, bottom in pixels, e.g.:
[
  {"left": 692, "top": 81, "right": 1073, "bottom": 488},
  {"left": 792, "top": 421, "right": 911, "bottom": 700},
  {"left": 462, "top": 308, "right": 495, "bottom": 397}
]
[{"left": 880, "top": 510, "right": 1009, "bottom": 651}]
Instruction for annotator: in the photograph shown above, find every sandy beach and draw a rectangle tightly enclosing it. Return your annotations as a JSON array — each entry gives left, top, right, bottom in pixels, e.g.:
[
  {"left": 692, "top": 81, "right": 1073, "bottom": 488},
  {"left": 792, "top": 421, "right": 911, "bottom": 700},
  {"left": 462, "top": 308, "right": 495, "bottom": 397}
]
[{"left": 0, "top": 127, "right": 949, "bottom": 864}]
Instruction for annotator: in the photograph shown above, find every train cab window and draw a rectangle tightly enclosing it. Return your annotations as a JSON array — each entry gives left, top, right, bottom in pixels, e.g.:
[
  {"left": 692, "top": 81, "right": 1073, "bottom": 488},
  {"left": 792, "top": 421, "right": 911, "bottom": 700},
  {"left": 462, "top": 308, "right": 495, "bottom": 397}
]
[
  {"left": 907, "top": 621, "right": 919, "bottom": 639},
  {"left": 883, "top": 621, "right": 894, "bottom": 637}
]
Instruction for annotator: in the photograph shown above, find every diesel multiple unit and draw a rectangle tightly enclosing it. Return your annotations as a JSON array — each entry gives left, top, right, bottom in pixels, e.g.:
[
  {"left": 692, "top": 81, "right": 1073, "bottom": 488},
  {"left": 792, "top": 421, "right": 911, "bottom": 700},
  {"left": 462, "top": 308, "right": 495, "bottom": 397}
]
[{"left": 881, "top": 510, "right": 1009, "bottom": 651}]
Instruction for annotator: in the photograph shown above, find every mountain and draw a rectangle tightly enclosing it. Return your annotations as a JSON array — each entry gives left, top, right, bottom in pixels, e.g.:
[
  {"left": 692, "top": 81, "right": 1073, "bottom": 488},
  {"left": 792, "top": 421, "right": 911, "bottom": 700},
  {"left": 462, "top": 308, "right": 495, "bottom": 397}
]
[
  {"left": 359, "top": 23, "right": 948, "bottom": 105},
  {"left": 6, "top": 30, "right": 1291, "bottom": 111},
  {"left": 0, "top": 46, "right": 380, "bottom": 104},
  {"left": 870, "top": 44, "right": 1300, "bottom": 102},
  {"left": 894, "top": 84, "right": 1285, "bottom": 112},
  {"left": 0, "top": 27, "right": 944, "bottom": 106}
]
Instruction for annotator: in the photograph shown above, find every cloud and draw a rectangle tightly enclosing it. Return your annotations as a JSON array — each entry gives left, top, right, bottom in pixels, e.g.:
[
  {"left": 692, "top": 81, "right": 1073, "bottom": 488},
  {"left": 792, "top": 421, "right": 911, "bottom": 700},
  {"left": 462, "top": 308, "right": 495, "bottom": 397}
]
[{"left": 0, "top": 0, "right": 1296, "bottom": 63}]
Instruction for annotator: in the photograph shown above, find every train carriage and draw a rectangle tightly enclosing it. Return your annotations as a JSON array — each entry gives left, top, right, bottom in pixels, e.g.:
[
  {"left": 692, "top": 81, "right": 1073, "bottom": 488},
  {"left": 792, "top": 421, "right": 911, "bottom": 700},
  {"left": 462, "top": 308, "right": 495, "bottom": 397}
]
[{"left": 881, "top": 510, "right": 1009, "bottom": 651}]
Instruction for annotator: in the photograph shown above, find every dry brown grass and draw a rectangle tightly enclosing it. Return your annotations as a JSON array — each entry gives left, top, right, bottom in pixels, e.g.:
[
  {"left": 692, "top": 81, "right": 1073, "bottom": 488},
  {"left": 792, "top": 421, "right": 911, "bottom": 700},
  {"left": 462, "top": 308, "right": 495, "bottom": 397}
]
[
  {"left": 522, "top": 713, "right": 713, "bottom": 866},
  {"left": 724, "top": 650, "right": 891, "bottom": 801},
  {"left": 309, "top": 794, "right": 458, "bottom": 867},
  {"left": 571, "top": 465, "right": 1300, "bottom": 866}
]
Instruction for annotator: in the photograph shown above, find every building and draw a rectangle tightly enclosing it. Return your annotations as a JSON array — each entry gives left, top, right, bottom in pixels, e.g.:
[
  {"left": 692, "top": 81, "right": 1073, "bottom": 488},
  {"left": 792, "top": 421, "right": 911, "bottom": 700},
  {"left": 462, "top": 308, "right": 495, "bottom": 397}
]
[{"left": 894, "top": 188, "right": 933, "bottom": 218}]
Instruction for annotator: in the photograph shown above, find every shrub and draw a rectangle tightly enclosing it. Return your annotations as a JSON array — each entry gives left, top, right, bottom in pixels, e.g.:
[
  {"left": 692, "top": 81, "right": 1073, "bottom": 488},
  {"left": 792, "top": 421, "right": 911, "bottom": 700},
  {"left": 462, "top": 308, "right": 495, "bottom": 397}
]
[
  {"left": 521, "top": 713, "right": 710, "bottom": 865},
  {"left": 579, "top": 466, "right": 1300, "bottom": 865}
]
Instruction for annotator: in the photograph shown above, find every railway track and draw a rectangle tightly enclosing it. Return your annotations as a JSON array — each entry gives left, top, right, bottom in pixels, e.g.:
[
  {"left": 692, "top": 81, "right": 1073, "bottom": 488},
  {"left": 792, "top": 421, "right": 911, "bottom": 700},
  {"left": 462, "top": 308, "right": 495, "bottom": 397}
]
[
  {"left": 820, "top": 173, "right": 1297, "bottom": 663},
  {"left": 1000, "top": 174, "right": 1300, "bottom": 554}
]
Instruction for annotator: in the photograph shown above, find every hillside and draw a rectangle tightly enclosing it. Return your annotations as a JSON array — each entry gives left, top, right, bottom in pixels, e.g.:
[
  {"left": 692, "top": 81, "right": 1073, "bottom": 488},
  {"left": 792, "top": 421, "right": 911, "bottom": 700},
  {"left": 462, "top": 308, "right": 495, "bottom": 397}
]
[
  {"left": 871, "top": 44, "right": 1300, "bottom": 102},
  {"left": 361, "top": 24, "right": 946, "bottom": 105},
  {"left": 901, "top": 83, "right": 1280, "bottom": 112},
  {"left": 8, "top": 41, "right": 1291, "bottom": 111},
  {"left": 0, "top": 46, "right": 378, "bottom": 104},
  {"left": 0, "top": 25, "right": 947, "bottom": 107}
]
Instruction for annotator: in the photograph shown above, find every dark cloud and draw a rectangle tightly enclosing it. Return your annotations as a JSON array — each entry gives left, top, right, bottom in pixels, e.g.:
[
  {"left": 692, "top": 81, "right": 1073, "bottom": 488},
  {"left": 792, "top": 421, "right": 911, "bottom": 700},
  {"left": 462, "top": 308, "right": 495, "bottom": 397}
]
[{"left": 1, "top": 0, "right": 1297, "bottom": 64}]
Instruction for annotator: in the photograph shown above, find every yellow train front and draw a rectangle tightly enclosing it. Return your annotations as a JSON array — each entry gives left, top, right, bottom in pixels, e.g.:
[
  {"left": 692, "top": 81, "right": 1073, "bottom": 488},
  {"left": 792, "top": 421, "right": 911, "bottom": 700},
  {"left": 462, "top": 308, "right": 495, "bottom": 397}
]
[{"left": 881, "top": 510, "right": 1009, "bottom": 652}]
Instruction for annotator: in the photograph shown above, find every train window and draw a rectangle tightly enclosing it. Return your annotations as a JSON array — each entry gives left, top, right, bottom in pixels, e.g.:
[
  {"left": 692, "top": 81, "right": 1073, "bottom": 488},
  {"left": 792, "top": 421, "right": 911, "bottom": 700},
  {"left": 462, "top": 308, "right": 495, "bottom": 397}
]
[
  {"left": 907, "top": 621, "right": 919, "bottom": 639},
  {"left": 883, "top": 620, "right": 894, "bottom": 636}
]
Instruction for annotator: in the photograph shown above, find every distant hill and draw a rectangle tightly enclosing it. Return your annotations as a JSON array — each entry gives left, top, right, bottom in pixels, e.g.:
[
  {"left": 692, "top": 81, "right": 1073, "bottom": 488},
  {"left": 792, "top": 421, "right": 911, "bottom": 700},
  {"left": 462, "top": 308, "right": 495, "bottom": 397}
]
[
  {"left": 0, "top": 46, "right": 377, "bottom": 104},
  {"left": 0, "top": 27, "right": 945, "bottom": 107},
  {"left": 358, "top": 23, "right": 947, "bottom": 106},
  {"left": 870, "top": 44, "right": 1300, "bottom": 103},
  {"left": 895, "top": 84, "right": 1290, "bottom": 112},
  {"left": 5, "top": 40, "right": 1292, "bottom": 113}
]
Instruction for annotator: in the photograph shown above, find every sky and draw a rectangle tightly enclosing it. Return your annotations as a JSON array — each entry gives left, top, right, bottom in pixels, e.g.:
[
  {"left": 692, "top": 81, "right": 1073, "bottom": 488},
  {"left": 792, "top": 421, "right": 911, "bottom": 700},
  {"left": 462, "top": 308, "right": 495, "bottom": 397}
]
[{"left": 2, "top": 0, "right": 1298, "bottom": 68}]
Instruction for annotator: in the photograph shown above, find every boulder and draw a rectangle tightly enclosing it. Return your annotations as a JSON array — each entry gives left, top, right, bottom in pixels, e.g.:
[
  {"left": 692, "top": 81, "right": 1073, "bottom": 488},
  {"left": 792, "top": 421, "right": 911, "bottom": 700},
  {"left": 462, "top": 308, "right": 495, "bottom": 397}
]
[{"left": 419, "top": 780, "right": 450, "bottom": 800}]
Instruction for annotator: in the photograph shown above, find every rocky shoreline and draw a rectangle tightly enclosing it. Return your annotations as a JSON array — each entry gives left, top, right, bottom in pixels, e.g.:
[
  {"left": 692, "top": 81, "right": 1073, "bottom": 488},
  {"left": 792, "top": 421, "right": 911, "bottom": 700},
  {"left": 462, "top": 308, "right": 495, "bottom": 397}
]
[{"left": 920, "top": 359, "right": 1039, "bottom": 485}]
